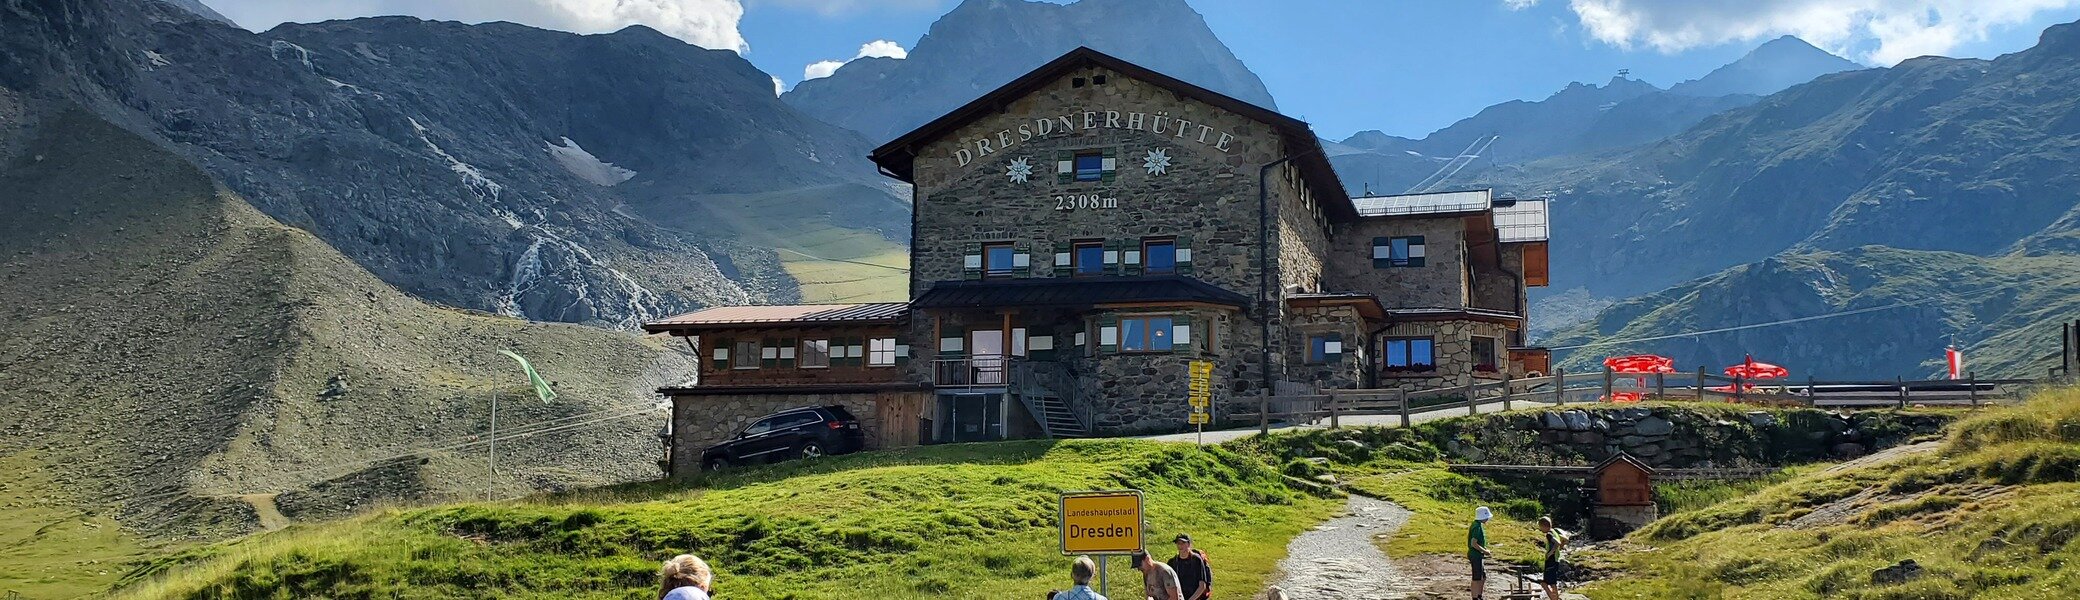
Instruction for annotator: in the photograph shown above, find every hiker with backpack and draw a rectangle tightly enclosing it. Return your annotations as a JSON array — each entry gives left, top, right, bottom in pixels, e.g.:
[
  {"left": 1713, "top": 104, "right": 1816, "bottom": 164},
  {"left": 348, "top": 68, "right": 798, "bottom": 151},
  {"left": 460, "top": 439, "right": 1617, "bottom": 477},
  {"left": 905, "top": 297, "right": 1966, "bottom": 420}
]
[
  {"left": 1168, "top": 533, "right": 1211, "bottom": 600},
  {"left": 1538, "top": 517, "right": 1570, "bottom": 600}
]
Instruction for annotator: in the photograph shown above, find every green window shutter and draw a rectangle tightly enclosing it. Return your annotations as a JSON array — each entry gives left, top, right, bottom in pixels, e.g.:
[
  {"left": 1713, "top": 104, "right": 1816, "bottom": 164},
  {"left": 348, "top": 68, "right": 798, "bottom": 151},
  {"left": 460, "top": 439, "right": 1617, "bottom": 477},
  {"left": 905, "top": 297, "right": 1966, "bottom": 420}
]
[
  {"left": 1098, "top": 314, "right": 1120, "bottom": 354},
  {"left": 1373, "top": 237, "right": 1392, "bottom": 268},
  {"left": 761, "top": 337, "right": 779, "bottom": 368},
  {"left": 779, "top": 337, "right": 797, "bottom": 368},
  {"left": 710, "top": 337, "right": 732, "bottom": 371},
  {"left": 896, "top": 342, "right": 912, "bottom": 366},
  {"left": 1056, "top": 151, "right": 1074, "bottom": 184},
  {"left": 1028, "top": 325, "right": 1054, "bottom": 361},
  {"left": 1104, "top": 240, "right": 1122, "bottom": 276},
  {"left": 939, "top": 326, "right": 966, "bottom": 357},
  {"left": 1175, "top": 234, "right": 1194, "bottom": 275},
  {"left": 1171, "top": 315, "right": 1192, "bottom": 353},
  {"left": 963, "top": 243, "right": 983, "bottom": 280},
  {"left": 1100, "top": 147, "right": 1118, "bottom": 183},
  {"left": 1053, "top": 241, "right": 1073, "bottom": 277},
  {"left": 1013, "top": 242, "right": 1032, "bottom": 278},
  {"left": 847, "top": 337, "right": 865, "bottom": 366},
  {"left": 1328, "top": 333, "right": 1345, "bottom": 363},
  {"left": 1408, "top": 235, "right": 1427, "bottom": 267},
  {"left": 1123, "top": 241, "right": 1143, "bottom": 276}
]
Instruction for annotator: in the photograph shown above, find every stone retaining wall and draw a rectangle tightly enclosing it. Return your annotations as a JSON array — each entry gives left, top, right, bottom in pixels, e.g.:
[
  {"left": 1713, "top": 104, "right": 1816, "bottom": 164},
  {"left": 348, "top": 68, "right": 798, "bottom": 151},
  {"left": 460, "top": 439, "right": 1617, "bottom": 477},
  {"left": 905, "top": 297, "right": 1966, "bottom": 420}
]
[{"left": 1428, "top": 404, "right": 1952, "bottom": 469}]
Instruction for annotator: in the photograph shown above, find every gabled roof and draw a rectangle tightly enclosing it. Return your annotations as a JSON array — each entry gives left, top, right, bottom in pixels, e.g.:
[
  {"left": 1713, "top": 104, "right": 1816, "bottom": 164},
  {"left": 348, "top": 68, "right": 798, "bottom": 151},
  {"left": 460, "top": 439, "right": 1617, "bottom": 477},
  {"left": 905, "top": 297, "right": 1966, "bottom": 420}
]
[
  {"left": 868, "top": 46, "right": 1354, "bottom": 221},
  {"left": 642, "top": 303, "right": 909, "bottom": 333},
  {"left": 1593, "top": 452, "right": 1655, "bottom": 476},
  {"left": 912, "top": 275, "right": 1249, "bottom": 310}
]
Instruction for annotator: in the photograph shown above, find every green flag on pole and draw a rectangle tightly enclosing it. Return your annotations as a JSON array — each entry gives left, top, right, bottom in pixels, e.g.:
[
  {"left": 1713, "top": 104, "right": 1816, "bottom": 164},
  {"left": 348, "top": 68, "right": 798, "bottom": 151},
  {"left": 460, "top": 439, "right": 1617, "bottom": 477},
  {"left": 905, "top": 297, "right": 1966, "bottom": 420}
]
[{"left": 498, "top": 349, "right": 558, "bottom": 404}]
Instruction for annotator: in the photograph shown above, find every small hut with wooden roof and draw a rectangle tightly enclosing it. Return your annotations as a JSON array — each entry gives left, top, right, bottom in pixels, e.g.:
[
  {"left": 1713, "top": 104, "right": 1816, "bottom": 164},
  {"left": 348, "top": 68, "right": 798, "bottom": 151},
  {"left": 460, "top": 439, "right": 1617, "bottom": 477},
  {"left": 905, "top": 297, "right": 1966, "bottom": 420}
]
[{"left": 1589, "top": 453, "right": 1658, "bottom": 538}]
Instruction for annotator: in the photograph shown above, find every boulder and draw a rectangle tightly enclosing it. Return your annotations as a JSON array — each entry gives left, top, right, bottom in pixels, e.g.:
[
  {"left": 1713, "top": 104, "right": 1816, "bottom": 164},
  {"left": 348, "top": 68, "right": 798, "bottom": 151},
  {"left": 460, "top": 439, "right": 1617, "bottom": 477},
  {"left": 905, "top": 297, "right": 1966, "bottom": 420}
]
[
  {"left": 1542, "top": 412, "right": 1569, "bottom": 430},
  {"left": 1620, "top": 435, "right": 1646, "bottom": 447},
  {"left": 1633, "top": 444, "right": 1662, "bottom": 457},
  {"left": 1635, "top": 416, "right": 1676, "bottom": 436},
  {"left": 1569, "top": 432, "right": 1603, "bottom": 445},
  {"left": 1871, "top": 560, "right": 1924, "bottom": 585},
  {"left": 1620, "top": 407, "right": 1652, "bottom": 420},
  {"left": 1590, "top": 417, "right": 1611, "bottom": 432},
  {"left": 1563, "top": 410, "right": 1593, "bottom": 431},
  {"left": 1746, "top": 411, "right": 1777, "bottom": 428}
]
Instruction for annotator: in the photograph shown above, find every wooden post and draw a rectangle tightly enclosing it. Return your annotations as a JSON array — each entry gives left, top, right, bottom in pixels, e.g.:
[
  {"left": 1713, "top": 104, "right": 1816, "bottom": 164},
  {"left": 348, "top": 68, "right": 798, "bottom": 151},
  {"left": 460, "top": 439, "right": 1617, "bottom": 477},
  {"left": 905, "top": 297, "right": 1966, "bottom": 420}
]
[
  {"left": 1554, "top": 368, "right": 1567, "bottom": 405},
  {"left": 1466, "top": 378, "right": 1479, "bottom": 416},
  {"left": 1696, "top": 366, "right": 1707, "bottom": 401},
  {"left": 1330, "top": 393, "right": 1341, "bottom": 429},
  {"left": 1968, "top": 372, "right": 1979, "bottom": 407},
  {"left": 1733, "top": 375, "right": 1745, "bottom": 403},
  {"left": 1654, "top": 371, "right": 1666, "bottom": 400},
  {"left": 1807, "top": 376, "right": 1817, "bottom": 406},
  {"left": 1897, "top": 375, "right": 1909, "bottom": 409},
  {"left": 1398, "top": 388, "right": 1411, "bottom": 428},
  {"left": 1501, "top": 371, "right": 1514, "bottom": 411},
  {"left": 1603, "top": 367, "right": 1615, "bottom": 403}
]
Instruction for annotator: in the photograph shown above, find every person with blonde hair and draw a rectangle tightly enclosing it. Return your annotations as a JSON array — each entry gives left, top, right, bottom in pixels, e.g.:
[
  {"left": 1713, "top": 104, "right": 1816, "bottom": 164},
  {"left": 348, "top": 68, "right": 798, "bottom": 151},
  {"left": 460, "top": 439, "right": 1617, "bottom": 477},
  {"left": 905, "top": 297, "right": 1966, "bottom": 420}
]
[
  {"left": 1055, "top": 555, "right": 1109, "bottom": 600},
  {"left": 659, "top": 554, "right": 713, "bottom": 600}
]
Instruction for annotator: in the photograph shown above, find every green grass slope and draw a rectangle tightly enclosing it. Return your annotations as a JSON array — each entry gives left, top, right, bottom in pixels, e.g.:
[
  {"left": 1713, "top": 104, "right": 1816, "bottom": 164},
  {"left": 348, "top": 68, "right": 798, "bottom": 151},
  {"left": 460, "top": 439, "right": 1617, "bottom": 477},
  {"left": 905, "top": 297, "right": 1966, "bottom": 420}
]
[
  {"left": 1583, "top": 388, "right": 2080, "bottom": 599},
  {"left": 0, "top": 106, "right": 700, "bottom": 593},
  {"left": 113, "top": 440, "right": 1338, "bottom": 599}
]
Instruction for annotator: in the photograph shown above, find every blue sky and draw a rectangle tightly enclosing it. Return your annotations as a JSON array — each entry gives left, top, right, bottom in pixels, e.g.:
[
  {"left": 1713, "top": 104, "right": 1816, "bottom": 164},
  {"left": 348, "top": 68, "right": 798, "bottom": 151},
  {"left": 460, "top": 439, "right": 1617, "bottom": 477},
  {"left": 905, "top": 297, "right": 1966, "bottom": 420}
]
[{"left": 209, "top": 0, "right": 2080, "bottom": 140}]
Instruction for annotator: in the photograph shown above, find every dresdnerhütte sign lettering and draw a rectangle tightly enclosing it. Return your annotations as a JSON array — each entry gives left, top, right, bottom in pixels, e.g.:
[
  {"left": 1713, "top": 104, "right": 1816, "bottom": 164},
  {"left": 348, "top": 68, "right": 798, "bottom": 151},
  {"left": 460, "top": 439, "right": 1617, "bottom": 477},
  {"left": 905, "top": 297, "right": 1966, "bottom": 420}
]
[{"left": 954, "top": 108, "right": 1242, "bottom": 167}]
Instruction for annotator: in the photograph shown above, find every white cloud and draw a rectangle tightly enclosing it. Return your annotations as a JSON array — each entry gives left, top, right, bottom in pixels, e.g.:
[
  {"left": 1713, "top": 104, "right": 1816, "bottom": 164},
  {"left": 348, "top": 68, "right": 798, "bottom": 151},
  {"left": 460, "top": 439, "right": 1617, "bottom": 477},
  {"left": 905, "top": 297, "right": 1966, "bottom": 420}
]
[
  {"left": 1565, "top": 0, "right": 2080, "bottom": 65},
  {"left": 1504, "top": 0, "right": 1541, "bottom": 10},
  {"left": 799, "top": 39, "right": 907, "bottom": 81},
  {"left": 208, "top": 0, "right": 747, "bottom": 53}
]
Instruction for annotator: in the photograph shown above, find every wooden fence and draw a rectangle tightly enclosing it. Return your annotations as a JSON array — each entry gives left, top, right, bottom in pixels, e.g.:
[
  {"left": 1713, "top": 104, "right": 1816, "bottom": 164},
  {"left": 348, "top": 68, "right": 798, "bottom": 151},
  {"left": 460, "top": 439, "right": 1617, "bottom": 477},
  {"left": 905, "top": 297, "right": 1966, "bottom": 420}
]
[{"left": 1229, "top": 368, "right": 2041, "bottom": 431}]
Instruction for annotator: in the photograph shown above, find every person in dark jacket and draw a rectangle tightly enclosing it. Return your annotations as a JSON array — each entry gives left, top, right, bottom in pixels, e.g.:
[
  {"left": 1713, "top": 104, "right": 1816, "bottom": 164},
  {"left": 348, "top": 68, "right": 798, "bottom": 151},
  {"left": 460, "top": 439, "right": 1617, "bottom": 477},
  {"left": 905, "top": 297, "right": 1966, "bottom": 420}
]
[{"left": 1167, "top": 533, "right": 1211, "bottom": 600}]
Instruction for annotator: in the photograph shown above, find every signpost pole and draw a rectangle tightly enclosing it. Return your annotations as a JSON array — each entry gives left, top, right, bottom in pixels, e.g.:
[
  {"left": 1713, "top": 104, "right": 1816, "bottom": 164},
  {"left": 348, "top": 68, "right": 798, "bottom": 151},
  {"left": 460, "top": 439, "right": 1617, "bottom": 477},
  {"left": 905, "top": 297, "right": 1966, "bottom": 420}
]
[
  {"left": 1098, "top": 557, "right": 1108, "bottom": 597},
  {"left": 488, "top": 386, "right": 498, "bottom": 498}
]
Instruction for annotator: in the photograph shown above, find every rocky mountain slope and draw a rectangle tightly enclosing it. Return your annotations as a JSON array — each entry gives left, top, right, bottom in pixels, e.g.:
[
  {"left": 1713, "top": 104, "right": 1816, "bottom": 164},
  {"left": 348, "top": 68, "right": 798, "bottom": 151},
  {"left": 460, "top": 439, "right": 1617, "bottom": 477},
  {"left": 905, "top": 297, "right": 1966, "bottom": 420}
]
[
  {"left": 783, "top": 0, "right": 1277, "bottom": 143},
  {"left": 1331, "top": 37, "right": 1858, "bottom": 195},
  {"left": 0, "top": 103, "right": 699, "bottom": 546},
  {"left": 1668, "top": 35, "right": 1861, "bottom": 97},
  {"left": 3, "top": 0, "right": 910, "bottom": 327},
  {"left": 1546, "top": 247, "right": 2080, "bottom": 378}
]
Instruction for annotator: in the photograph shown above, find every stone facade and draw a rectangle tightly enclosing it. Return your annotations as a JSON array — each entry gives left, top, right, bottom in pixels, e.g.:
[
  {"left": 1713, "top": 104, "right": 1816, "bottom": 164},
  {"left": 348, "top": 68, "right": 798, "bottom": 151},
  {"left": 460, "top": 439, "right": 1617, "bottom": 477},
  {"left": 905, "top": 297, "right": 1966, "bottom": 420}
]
[
  {"left": 1328, "top": 217, "right": 1469, "bottom": 309},
  {"left": 1375, "top": 318, "right": 1515, "bottom": 391},
  {"left": 667, "top": 390, "right": 927, "bottom": 476},
  {"left": 1591, "top": 504, "right": 1658, "bottom": 540},
  {"left": 1285, "top": 304, "right": 1370, "bottom": 390},
  {"left": 1471, "top": 243, "right": 1527, "bottom": 317},
  {"left": 904, "top": 62, "right": 1340, "bottom": 429}
]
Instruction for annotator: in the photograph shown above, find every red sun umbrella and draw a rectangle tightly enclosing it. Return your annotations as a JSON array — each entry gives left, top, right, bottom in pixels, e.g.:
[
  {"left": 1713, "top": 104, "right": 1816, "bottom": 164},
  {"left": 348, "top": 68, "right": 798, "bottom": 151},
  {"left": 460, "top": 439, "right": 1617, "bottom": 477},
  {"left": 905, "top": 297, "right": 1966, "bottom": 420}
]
[
  {"left": 1603, "top": 354, "right": 1677, "bottom": 374},
  {"left": 1723, "top": 355, "right": 1789, "bottom": 380}
]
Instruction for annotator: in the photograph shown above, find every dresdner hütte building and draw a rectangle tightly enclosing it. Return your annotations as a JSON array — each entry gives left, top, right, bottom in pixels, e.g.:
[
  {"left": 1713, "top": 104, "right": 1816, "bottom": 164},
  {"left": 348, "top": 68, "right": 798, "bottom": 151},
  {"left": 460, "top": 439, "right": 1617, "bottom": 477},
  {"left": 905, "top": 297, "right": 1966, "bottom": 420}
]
[{"left": 644, "top": 48, "right": 1551, "bottom": 475}]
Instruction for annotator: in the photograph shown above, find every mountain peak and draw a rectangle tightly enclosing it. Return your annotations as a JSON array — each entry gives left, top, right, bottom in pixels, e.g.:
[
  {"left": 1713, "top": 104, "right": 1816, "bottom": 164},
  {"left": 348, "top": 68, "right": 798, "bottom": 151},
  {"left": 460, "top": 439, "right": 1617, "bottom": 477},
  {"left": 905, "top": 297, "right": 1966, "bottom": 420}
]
[{"left": 1668, "top": 35, "right": 1860, "bottom": 97}]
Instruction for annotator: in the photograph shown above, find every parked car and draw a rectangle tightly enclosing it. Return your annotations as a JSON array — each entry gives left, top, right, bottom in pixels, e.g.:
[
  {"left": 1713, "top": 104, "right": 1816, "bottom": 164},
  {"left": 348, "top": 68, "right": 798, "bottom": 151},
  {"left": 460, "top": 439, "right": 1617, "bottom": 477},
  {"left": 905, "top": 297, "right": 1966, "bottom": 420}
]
[{"left": 701, "top": 405, "right": 864, "bottom": 471}]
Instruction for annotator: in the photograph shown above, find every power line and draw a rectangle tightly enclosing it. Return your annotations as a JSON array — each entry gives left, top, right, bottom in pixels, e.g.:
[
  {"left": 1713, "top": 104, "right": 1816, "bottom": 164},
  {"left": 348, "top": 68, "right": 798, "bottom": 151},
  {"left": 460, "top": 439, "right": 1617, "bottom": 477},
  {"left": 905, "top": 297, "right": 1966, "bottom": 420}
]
[{"left": 1551, "top": 273, "right": 2060, "bottom": 352}]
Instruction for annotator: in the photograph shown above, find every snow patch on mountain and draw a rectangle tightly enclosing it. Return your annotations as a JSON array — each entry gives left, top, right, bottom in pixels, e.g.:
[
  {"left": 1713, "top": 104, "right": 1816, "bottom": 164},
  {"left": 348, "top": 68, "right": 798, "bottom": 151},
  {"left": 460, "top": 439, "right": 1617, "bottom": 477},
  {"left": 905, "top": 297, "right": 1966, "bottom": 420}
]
[{"left": 544, "top": 137, "right": 637, "bottom": 187}]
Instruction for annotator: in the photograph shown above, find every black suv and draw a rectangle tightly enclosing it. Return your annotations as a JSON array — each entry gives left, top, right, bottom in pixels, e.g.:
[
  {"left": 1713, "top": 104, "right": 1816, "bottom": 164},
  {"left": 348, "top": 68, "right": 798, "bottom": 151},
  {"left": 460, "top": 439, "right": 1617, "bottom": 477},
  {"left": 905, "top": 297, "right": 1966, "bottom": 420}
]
[{"left": 701, "top": 406, "right": 864, "bottom": 471}]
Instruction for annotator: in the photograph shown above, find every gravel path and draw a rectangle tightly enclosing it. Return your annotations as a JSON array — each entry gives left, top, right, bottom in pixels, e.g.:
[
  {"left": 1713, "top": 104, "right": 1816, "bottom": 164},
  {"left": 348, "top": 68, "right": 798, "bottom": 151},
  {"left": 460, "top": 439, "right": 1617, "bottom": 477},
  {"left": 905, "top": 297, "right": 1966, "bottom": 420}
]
[{"left": 1269, "top": 495, "right": 1416, "bottom": 599}]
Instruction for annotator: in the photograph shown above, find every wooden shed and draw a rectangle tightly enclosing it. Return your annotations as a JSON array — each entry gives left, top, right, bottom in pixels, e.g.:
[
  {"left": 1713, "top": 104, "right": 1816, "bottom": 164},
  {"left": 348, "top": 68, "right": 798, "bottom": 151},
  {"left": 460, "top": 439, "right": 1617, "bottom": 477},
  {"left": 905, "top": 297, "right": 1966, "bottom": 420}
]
[{"left": 1592, "top": 453, "right": 1655, "bottom": 507}]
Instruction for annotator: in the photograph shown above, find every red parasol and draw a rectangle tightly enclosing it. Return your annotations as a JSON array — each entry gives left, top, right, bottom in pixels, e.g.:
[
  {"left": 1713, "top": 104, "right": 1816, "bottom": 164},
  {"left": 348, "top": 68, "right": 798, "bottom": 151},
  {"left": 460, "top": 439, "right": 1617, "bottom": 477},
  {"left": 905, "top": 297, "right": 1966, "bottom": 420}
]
[
  {"left": 1606, "top": 391, "right": 1644, "bottom": 403},
  {"left": 1604, "top": 354, "right": 1677, "bottom": 374},
  {"left": 1723, "top": 355, "right": 1789, "bottom": 380}
]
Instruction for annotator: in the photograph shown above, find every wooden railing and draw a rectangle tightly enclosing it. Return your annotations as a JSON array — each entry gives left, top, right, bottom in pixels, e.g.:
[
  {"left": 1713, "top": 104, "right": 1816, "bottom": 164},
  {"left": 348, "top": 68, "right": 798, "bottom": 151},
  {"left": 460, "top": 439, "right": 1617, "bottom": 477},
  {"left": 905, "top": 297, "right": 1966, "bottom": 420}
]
[{"left": 1227, "top": 368, "right": 2041, "bottom": 431}]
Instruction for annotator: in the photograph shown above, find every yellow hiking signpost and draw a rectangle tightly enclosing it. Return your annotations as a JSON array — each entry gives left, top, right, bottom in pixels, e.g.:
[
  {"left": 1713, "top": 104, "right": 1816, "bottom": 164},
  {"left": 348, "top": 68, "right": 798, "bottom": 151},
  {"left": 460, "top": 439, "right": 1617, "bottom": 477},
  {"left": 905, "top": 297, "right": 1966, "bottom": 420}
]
[
  {"left": 1188, "top": 360, "right": 1213, "bottom": 441},
  {"left": 1061, "top": 490, "right": 1145, "bottom": 596}
]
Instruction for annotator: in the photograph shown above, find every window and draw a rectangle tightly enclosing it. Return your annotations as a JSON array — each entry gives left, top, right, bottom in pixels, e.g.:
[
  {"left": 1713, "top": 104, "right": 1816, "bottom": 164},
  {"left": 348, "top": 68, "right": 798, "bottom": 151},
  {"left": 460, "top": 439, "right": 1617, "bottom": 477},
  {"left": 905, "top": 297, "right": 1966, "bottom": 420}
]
[
  {"left": 1143, "top": 239, "right": 1176, "bottom": 274},
  {"left": 733, "top": 340, "right": 761, "bottom": 370},
  {"left": 800, "top": 339, "right": 830, "bottom": 369},
  {"left": 868, "top": 338, "right": 897, "bottom": 366},
  {"left": 1120, "top": 316, "right": 1174, "bottom": 352},
  {"left": 1383, "top": 337, "right": 1435, "bottom": 372},
  {"left": 983, "top": 243, "right": 1016, "bottom": 279},
  {"left": 1307, "top": 333, "right": 1343, "bottom": 364},
  {"left": 742, "top": 417, "right": 775, "bottom": 437},
  {"left": 1073, "top": 152, "right": 1104, "bottom": 182},
  {"left": 1073, "top": 241, "right": 1105, "bottom": 276},
  {"left": 1372, "top": 236, "right": 1427, "bottom": 268},
  {"left": 1473, "top": 336, "right": 1500, "bottom": 372}
]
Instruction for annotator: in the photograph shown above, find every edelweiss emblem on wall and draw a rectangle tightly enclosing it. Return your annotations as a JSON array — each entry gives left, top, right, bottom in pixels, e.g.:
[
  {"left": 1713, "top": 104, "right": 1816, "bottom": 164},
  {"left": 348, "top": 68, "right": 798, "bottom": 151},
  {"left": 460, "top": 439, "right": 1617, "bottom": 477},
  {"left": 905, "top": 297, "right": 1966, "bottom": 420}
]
[
  {"left": 1006, "top": 157, "right": 1034, "bottom": 183},
  {"left": 1143, "top": 149, "right": 1172, "bottom": 175}
]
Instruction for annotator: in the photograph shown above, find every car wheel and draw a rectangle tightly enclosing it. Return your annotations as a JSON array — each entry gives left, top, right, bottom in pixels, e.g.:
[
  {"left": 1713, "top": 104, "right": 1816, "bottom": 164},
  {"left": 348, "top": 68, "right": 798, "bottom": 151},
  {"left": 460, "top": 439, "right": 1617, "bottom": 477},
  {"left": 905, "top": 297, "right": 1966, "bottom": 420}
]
[
  {"left": 799, "top": 442, "right": 825, "bottom": 460},
  {"left": 704, "top": 458, "right": 729, "bottom": 472}
]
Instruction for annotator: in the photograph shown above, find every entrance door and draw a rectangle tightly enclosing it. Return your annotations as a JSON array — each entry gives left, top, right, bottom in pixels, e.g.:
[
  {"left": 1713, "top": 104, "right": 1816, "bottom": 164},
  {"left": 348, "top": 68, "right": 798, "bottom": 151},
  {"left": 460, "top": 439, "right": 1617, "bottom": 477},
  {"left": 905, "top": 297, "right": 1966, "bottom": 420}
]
[
  {"left": 952, "top": 393, "right": 998, "bottom": 442},
  {"left": 970, "top": 329, "right": 1006, "bottom": 385}
]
